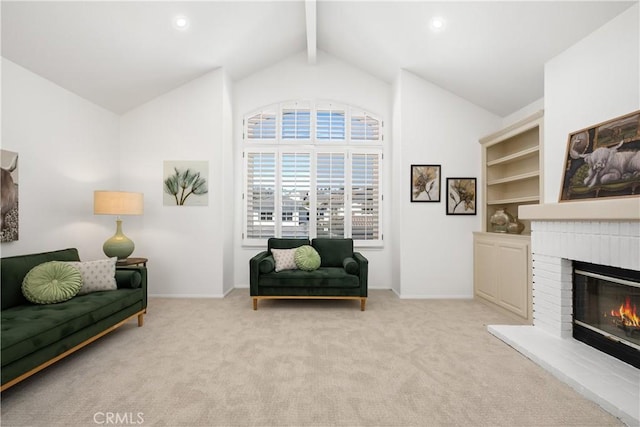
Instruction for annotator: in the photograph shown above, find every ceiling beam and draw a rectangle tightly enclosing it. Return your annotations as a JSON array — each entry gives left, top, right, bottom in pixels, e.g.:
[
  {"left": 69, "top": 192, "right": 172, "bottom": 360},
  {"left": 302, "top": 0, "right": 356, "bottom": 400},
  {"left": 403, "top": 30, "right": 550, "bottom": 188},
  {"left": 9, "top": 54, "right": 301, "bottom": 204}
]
[{"left": 305, "top": 0, "right": 317, "bottom": 64}]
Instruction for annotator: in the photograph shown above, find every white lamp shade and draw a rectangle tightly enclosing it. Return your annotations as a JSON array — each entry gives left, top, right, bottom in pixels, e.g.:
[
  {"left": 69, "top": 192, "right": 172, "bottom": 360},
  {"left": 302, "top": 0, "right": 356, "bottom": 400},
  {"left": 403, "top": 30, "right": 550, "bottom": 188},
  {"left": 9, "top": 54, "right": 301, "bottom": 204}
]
[{"left": 94, "top": 191, "right": 144, "bottom": 216}]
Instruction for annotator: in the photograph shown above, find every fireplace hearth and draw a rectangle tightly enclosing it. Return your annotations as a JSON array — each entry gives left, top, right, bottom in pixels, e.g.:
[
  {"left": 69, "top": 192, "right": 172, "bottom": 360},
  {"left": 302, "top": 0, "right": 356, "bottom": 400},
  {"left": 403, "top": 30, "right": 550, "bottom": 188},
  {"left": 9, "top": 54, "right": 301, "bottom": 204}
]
[{"left": 573, "top": 262, "right": 640, "bottom": 368}]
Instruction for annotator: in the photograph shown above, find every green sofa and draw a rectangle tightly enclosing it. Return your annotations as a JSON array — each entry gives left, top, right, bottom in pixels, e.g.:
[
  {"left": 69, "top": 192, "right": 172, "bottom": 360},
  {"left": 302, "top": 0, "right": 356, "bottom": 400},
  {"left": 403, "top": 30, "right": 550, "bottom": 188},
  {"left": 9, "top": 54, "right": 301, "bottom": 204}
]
[
  {"left": 1, "top": 248, "right": 147, "bottom": 391},
  {"left": 250, "top": 238, "right": 368, "bottom": 310}
]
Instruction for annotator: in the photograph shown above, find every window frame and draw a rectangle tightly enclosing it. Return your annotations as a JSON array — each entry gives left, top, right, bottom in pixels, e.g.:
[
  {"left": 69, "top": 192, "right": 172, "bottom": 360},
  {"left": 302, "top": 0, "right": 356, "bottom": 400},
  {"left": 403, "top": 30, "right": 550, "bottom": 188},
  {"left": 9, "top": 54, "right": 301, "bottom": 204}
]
[{"left": 242, "top": 100, "right": 383, "bottom": 247}]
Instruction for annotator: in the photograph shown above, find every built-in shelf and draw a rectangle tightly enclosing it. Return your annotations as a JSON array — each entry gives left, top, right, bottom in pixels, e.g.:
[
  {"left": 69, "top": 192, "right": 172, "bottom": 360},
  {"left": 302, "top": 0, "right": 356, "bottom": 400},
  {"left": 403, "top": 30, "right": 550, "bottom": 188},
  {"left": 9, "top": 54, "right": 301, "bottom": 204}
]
[
  {"left": 486, "top": 146, "right": 539, "bottom": 167},
  {"left": 475, "top": 110, "right": 543, "bottom": 322},
  {"left": 487, "top": 196, "right": 540, "bottom": 205},
  {"left": 487, "top": 171, "right": 540, "bottom": 186}
]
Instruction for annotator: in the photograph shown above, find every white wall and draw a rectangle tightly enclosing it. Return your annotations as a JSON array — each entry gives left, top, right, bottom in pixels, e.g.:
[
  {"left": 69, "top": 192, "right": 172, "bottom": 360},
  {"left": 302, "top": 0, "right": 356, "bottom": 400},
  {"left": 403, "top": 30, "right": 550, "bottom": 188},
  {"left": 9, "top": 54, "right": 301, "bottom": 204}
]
[
  {"left": 1, "top": 58, "right": 120, "bottom": 259},
  {"left": 119, "top": 68, "right": 232, "bottom": 297},
  {"left": 544, "top": 3, "right": 640, "bottom": 203},
  {"left": 233, "top": 50, "right": 393, "bottom": 289},
  {"left": 394, "top": 70, "right": 500, "bottom": 298}
]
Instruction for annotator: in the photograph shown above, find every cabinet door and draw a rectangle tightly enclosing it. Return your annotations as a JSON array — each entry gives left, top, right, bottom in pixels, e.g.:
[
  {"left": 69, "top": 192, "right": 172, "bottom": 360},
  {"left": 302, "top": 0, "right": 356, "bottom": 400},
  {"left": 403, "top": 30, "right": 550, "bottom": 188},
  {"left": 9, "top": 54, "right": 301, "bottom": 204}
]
[
  {"left": 474, "top": 238, "right": 498, "bottom": 302},
  {"left": 497, "top": 241, "right": 529, "bottom": 318}
]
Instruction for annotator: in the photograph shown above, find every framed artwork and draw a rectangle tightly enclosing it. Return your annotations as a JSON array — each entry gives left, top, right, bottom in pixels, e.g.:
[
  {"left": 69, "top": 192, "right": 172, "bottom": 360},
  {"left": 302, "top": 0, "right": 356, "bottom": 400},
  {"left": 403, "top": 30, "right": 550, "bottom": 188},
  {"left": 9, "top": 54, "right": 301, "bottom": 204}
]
[
  {"left": 411, "top": 164, "right": 441, "bottom": 202},
  {"left": 446, "top": 177, "right": 476, "bottom": 215},
  {"left": 163, "top": 160, "right": 209, "bottom": 206},
  {"left": 1, "top": 149, "right": 19, "bottom": 242},
  {"left": 560, "top": 110, "right": 640, "bottom": 201}
]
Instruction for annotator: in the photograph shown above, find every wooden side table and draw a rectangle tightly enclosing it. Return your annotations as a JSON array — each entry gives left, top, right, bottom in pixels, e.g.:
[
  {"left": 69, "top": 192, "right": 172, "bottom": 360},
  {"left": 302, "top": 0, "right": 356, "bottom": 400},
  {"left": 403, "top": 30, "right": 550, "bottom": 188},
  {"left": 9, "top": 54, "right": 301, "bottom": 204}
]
[{"left": 116, "top": 257, "right": 148, "bottom": 267}]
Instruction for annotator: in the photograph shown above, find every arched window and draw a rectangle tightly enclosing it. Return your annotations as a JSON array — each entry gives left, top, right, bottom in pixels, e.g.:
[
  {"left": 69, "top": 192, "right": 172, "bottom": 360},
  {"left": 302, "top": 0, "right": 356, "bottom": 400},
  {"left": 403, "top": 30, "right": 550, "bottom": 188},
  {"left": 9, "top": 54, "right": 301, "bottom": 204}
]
[{"left": 243, "top": 100, "right": 383, "bottom": 246}]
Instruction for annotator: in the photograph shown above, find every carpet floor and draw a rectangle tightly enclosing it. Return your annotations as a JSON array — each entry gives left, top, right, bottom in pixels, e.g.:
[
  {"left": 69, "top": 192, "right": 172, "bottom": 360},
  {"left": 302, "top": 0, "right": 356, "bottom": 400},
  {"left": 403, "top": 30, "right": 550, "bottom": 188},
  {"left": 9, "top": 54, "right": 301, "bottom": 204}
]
[{"left": 0, "top": 289, "right": 623, "bottom": 426}]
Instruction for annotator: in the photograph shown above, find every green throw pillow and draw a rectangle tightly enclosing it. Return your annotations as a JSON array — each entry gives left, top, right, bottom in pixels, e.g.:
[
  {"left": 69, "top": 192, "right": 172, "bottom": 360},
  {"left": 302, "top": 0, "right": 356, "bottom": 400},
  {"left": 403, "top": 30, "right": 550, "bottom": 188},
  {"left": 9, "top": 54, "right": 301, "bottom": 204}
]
[
  {"left": 22, "top": 261, "right": 83, "bottom": 304},
  {"left": 294, "top": 245, "right": 321, "bottom": 271}
]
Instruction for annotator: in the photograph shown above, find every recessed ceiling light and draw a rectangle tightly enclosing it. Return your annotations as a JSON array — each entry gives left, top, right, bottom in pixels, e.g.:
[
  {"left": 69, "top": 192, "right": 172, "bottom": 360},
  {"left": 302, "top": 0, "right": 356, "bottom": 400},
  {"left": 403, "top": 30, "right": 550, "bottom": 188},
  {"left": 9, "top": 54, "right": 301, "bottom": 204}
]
[
  {"left": 429, "top": 16, "right": 446, "bottom": 32},
  {"left": 173, "top": 15, "right": 190, "bottom": 31}
]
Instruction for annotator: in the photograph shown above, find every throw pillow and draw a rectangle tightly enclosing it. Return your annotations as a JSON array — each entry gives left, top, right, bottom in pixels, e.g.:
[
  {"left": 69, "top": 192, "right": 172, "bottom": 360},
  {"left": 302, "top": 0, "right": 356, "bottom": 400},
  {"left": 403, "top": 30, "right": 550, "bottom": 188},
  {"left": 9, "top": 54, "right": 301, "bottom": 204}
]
[
  {"left": 343, "top": 257, "right": 359, "bottom": 275},
  {"left": 271, "top": 248, "right": 298, "bottom": 272},
  {"left": 22, "top": 261, "right": 83, "bottom": 304},
  {"left": 67, "top": 258, "right": 117, "bottom": 295},
  {"left": 259, "top": 256, "right": 275, "bottom": 273},
  {"left": 294, "top": 245, "right": 321, "bottom": 271}
]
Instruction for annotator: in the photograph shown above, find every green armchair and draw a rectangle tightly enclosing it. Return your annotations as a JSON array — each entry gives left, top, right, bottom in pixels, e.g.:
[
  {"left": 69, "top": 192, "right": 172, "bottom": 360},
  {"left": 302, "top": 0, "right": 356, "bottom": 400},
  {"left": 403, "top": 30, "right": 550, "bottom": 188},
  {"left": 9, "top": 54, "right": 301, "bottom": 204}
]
[{"left": 250, "top": 238, "right": 368, "bottom": 310}]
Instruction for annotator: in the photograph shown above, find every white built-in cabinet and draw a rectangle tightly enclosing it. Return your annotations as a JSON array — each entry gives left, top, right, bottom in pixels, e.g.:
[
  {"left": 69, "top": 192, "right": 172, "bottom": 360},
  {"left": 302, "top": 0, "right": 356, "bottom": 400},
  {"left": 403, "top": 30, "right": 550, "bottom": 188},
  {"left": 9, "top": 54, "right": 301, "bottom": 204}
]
[{"left": 473, "top": 110, "right": 543, "bottom": 322}]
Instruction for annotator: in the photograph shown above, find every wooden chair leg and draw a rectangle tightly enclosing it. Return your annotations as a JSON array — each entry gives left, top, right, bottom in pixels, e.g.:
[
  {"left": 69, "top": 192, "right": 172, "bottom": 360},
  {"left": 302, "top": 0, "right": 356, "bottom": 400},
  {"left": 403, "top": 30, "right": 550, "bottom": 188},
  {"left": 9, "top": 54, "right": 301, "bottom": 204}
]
[
  {"left": 137, "top": 313, "right": 144, "bottom": 327},
  {"left": 360, "top": 298, "right": 366, "bottom": 311},
  {"left": 253, "top": 298, "right": 258, "bottom": 311}
]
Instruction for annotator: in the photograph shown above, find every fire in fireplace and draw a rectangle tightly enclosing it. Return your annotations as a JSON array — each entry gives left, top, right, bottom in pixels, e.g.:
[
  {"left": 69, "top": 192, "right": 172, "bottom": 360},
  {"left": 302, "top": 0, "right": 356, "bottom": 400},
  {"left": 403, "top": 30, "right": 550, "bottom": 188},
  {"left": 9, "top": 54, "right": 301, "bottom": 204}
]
[{"left": 573, "top": 261, "right": 640, "bottom": 369}]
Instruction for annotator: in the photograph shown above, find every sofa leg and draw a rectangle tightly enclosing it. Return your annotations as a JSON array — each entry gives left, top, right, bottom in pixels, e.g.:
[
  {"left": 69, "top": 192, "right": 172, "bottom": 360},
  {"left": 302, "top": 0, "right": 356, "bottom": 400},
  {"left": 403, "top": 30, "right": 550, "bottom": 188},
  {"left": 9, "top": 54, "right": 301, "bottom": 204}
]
[
  {"left": 361, "top": 298, "right": 366, "bottom": 311},
  {"left": 137, "top": 313, "right": 144, "bottom": 327},
  {"left": 253, "top": 298, "right": 258, "bottom": 311}
]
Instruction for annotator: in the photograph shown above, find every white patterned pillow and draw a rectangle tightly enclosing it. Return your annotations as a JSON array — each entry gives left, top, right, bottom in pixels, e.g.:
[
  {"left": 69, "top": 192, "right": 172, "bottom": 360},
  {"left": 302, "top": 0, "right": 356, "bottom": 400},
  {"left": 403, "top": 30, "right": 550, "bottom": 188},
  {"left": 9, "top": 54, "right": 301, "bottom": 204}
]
[
  {"left": 67, "top": 258, "right": 117, "bottom": 295},
  {"left": 271, "top": 248, "right": 298, "bottom": 272}
]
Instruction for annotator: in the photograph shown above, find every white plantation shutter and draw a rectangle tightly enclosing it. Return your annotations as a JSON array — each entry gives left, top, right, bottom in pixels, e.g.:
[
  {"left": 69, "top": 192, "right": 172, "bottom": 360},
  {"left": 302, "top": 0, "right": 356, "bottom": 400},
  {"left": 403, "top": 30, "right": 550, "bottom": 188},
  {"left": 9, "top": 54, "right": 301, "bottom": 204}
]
[
  {"left": 316, "top": 153, "right": 345, "bottom": 238},
  {"left": 316, "top": 104, "right": 346, "bottom": 141},
  {"left": 351, "top": 153, "right": 381, "bottom": 241},
  {"left": 246, "top": 110, "right": 277, "bottom": 140},
  {"left": 243, "top": 101, "right": 383, "bottom": 245},
  {"left": 282, "top": 103, "right": 311, "bottom": 140},
  {"left": 281, "top": 152, "right": 310, "bottom": 238},
  {"left": 246, "top": 152, "right": 276, "bottom": 239},
  {"left": 351, "top": 109, "right": 381, "bottom": 141}
]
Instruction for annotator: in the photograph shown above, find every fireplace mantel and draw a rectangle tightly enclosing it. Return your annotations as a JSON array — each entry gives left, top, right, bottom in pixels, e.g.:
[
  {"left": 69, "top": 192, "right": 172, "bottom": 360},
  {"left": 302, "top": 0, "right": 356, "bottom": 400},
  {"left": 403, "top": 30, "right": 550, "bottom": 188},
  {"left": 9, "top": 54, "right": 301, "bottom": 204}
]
[{"left": 519, "top": 198, "right": 640, "bottom": 221}]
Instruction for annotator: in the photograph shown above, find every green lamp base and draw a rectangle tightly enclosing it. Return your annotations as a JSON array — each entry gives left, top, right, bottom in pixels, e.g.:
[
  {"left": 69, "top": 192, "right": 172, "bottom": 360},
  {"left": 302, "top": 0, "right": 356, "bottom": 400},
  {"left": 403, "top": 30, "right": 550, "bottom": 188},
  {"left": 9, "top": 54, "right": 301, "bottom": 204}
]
[{"left": 103, "top": 219, "right": 135, "bottom": 260}]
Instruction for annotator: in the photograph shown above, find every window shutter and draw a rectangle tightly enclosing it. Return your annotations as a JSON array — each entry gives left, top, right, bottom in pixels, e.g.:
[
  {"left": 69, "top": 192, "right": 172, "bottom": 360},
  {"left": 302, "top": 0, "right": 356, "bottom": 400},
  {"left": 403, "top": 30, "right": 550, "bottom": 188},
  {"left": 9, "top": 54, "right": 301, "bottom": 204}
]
[
  {"left": 351, "top": 110, "right": 381, "bottom": 141},
  {"left": 246, "top": 152, "right": 276, "bottom": 239},
  {"left": 316, "top": 153, "right": 345, "bottom": 238},
  {"left": 246, "top": 110, "right": 277, "bottom": 140},
  {"left": 281, "top": 152, "right": 310, "bottom": 238},
  {"left": 351, "top": 153, "right": 380, "bottom": 241},
  {"left": 282, "top": 103, "right": 311, "bottom": 140},
  {"left": 316, "top": 104, "right": 345, "bottom": 141}
]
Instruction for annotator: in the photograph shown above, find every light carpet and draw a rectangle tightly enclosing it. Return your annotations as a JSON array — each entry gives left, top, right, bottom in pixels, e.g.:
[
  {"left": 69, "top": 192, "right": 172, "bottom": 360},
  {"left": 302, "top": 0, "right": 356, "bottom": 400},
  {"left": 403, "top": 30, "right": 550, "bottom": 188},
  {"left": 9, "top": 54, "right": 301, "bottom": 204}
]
[{"left": 0, "top": 289, "right": 623, "bottom": 426}]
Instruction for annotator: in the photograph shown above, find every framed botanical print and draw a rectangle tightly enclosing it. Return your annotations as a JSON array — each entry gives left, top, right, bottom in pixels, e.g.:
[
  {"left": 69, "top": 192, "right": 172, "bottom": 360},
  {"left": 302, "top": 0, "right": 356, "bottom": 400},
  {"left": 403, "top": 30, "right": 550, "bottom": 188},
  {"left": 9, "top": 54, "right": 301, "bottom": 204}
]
[
  {"left": 411, "top": 164, "right": 441, "bottom": 202},
  {"left": 446, "top": 177, "right": 476, "bottom": 215}
]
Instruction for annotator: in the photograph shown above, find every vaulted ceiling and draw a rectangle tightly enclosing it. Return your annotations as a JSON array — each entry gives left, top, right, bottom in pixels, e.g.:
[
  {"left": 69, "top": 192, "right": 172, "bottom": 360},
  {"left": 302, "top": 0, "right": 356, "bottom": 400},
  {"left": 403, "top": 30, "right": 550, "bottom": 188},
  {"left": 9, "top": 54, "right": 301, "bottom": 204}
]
[{"left": 2, "top": 1, "right": 636, "bottom": 116}]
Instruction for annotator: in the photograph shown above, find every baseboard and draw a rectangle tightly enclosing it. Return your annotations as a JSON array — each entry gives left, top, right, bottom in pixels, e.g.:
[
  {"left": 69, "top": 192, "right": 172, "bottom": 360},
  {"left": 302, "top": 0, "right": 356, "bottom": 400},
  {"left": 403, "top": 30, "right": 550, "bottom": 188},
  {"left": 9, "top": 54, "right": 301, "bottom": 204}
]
[
  {"left": 149, "top": 294, "right": 226, "bottom": 298},
  {"left": 398, "top": 293, "right": 473, "bottom": 299}
]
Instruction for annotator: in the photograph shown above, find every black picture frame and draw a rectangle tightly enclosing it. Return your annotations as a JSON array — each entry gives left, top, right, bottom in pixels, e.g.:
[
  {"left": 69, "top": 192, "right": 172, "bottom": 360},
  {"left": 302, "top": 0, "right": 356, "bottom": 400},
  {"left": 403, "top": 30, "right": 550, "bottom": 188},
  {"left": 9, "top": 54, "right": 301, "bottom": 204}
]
[
  {"left": 411, "top": 164, "right": 441, "bottom": 202},
  {"left": 446, "top": 177, "right": 476, "bottom": 215}
]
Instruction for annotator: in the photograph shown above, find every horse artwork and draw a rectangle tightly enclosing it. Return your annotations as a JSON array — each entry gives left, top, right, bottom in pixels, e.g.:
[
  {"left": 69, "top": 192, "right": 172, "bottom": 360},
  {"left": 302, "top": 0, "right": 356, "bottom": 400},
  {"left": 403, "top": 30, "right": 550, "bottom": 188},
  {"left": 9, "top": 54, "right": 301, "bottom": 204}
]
[
  {"left": 560, "top": 110, "right": 640, "bottom": 201},
  {"left": 1, "top": 150, "right": 19, "bottom": 242}
]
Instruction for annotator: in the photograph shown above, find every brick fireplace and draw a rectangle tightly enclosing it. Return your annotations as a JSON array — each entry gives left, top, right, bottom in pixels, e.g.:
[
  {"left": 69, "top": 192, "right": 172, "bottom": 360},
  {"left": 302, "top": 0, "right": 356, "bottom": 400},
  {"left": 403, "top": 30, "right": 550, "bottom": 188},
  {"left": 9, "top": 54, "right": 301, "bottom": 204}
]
[{"left": 488, "top": 198, "right": 640, "bottom": 426}]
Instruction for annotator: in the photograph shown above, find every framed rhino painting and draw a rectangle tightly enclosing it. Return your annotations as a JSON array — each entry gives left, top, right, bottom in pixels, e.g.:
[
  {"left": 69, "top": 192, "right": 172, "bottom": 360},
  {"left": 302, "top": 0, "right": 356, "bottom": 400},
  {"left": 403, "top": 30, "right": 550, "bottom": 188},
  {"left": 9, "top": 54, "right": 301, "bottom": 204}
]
[
  {"left": 560, "top": 110, "right": 640, "bottom": 201},
  {"left": 1, "top": 149, "right": 19, "bottom": 242}
]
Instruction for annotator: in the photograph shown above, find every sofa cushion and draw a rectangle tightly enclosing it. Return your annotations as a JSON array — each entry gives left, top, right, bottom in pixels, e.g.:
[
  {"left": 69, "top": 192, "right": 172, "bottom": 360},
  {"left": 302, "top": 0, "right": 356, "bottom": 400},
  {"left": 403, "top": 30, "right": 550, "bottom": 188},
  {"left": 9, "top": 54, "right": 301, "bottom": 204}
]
[
  {"left": 1, "top": 248, "right": 81, "bottom": 310},
  {"left": 67, "top": 258, "right": 117, "bottom": 295},
  {"left": 271, "top": 248, "right": 298, "bottom": 272},
  {"left": 258, "top": 256, "right": 275, "bottom": 273},
  {"left": 294, "top": 245, "right": 321, "bottom": 271},
  {"left": 312, "top": 238, "right": 354, "bottom": 267},
  {"left": 343, "top": 257, "right": 359, "bottom": 275},
  {"left": 1, "top": 288, "right": 143, "bottom": 367},
  {"left": 22, "top": 262, "right": 83, "bottom": 304},
  {"left": 268, "top": 238, "right": 310, "bottom": 252},
  {"left": 259, "top": 268, "right": 360, "bottom": 288}
]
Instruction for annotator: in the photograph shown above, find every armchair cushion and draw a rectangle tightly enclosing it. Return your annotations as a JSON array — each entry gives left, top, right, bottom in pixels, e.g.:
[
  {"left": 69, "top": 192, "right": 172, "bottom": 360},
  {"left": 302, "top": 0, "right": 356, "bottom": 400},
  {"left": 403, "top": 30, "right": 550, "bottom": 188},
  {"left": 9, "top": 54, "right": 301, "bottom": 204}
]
[
  {"left": 258, "top": 256, "right": 275, "bottom": 273},
  {"left": 312, "top": 238, "right": 354, "bottom": 267},
  {"left": 342, "top": 257, "right": 359, "bottom": 275},
  {"left": 294, "top": 245, "right": 321, "bottom": 271},
  {"left": 271, "top": 248, "right": 298, "bottom": 272}
]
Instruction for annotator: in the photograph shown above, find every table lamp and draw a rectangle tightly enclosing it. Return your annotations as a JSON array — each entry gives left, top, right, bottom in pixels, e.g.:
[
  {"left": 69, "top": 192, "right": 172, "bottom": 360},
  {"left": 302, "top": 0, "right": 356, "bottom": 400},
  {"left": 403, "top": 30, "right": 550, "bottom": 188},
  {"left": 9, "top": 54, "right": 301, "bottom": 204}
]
[{"left": 94, "top": 191, "right": 144, "bottom": 259}]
